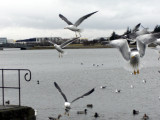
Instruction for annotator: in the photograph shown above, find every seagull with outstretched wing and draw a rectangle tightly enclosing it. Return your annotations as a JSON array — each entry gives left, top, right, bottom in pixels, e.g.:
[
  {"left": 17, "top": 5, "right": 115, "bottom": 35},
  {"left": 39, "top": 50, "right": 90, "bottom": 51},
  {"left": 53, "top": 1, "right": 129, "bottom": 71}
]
[
  {"left": 103, "top": 32, "right": 160, "bottom": 75},
  {"left": 54, "top": 82, "right": 94, "bottom": 116},
  {"left": 48, "top": 37, "right": 79, "bottom": 58},
  {"left": 59, "top": 11, "right": 98, "bottom": 37}
]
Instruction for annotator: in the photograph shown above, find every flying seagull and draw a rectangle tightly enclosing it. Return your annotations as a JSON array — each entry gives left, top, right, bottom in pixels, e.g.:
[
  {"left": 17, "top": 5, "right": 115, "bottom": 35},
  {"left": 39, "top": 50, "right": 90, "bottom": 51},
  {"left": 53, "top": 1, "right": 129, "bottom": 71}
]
[
  {"left": 59, "top": 11, "right": 98, "bottom": 37},
  {"left": 49, "top": 37, "right": 79, "bottom": 58},
  {"left": 104, "top": 32, "right": 160, "bottom": 75},
  {"left": 54, "top": 82, "right": 94, "bottom": 116}
]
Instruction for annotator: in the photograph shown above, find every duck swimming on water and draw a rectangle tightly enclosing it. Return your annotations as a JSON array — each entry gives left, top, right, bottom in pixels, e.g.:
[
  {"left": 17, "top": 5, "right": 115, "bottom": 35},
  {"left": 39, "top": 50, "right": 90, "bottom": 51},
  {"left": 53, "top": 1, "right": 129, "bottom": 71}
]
[
  {"left": 77, "top": 109, "right": 87, "bottom": 114},
  {"left": 48, "top": 114, "right": 62, "bottom": 120}
]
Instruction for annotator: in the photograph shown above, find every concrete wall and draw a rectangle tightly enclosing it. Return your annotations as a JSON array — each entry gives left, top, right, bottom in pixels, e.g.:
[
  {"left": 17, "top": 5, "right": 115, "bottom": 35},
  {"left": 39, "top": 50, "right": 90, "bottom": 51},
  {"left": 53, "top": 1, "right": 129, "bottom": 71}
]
[{"left": 0, "top": 105, "right": 36, "bottom": 120}]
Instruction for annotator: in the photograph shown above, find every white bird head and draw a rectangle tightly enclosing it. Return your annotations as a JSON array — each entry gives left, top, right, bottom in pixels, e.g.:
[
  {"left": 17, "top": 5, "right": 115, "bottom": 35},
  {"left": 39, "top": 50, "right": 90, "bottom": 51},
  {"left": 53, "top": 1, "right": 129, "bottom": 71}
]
[
  {"left": 64, "top": 102, "right": 71, "bottom": 108},
  {"left": 64, "top": 26, "right": 68, "bottom": 29}
]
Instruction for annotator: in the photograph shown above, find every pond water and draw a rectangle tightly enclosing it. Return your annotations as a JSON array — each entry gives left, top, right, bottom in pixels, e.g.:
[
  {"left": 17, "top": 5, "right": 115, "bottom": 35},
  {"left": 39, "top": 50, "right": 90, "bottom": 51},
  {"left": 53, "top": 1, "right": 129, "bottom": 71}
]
[{"left": 0, "top": 48, "right": 160, "bottom": 120}]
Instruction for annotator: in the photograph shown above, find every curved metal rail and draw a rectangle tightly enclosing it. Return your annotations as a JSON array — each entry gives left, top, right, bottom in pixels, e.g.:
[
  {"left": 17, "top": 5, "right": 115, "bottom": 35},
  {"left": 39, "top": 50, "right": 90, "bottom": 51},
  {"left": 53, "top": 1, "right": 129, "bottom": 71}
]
[{"left": 0, "top": 69, "right": 32, "bottom": 106}]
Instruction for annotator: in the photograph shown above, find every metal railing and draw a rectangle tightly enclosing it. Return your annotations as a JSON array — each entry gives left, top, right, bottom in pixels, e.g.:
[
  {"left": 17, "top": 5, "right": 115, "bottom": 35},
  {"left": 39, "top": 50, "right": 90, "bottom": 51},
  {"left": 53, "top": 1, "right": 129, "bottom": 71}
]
[{"left": 0, "top": 69, "right": 32, "bottom": 106}]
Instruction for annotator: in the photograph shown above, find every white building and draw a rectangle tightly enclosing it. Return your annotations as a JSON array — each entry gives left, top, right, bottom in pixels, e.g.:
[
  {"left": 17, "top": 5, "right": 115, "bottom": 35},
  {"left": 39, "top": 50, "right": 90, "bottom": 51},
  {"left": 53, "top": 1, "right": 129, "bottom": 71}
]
[{"left": 0, "top": 38, "right": 7, "bottom": 44}]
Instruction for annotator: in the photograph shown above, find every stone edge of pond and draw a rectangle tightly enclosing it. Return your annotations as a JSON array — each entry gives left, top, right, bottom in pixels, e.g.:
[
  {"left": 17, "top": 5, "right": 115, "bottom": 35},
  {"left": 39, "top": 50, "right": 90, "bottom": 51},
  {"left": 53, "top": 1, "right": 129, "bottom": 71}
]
[{"left": 0, "top": 105, "right": 36, "bottom": 120}]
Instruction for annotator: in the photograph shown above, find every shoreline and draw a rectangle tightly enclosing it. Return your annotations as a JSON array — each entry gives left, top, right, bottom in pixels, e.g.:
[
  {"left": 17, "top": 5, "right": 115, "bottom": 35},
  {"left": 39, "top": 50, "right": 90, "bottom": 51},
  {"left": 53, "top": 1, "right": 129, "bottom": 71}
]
[{"left": 29, "top": 43, "right": 156, "bottom": 50}]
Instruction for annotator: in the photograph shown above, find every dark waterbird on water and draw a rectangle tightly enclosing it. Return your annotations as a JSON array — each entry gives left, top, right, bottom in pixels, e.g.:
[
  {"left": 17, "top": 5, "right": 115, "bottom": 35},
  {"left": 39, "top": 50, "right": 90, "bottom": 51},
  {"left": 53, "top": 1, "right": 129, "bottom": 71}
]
[
  {"left": 133, "top": 109, "right": 139, "bottom": 115},
  {"left": 86, "top": 104, "right": 93, "bottom": 108},
  {"left": 37, "top": 80, "right": 40, "bottom": 84},
  {"left": 59, "top": 11, "right": 98, "bottom": 37},
  {"left": 77, "top": 109, "right": 87, "bottom": 114},
  {"left": 94, "top": 112, "right": 99, "bottom": 118},
  {"left": 48, "top": 114, "right": 62, "bottom": 120},
  {"left": 54, "top": 82, "right": 94, "bottom": 116},
  {"left": 142, "top": 114, "right": 149, "bottom": 120},
  {"left": 5, "top": 100, "right": 10, "bottom": 105}
]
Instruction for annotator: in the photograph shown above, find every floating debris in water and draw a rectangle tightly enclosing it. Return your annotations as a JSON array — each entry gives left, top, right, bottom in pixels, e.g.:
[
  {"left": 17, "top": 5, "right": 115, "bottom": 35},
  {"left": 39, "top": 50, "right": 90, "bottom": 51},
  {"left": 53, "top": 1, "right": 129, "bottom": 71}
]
[
  {"left": 130, "top": 85, "right": 134, "bottom": 88},
  {"left": 142, "top": 79, "right": 146, "bottom": 83},
  {"left": 100, "top": 86, "right": 106, "bottom": 89},
  {"left": 115, "top": 89, "right": 121, "bottom": 93}
]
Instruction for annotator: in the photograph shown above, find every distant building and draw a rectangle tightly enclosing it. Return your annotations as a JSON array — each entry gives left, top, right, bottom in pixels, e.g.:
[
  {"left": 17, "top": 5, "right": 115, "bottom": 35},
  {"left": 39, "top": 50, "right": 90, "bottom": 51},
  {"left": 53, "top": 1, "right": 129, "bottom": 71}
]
[
  {"left": 15, "top": 37, "right": 83, "bottom": 46},
  {"left": 16, "top": 37, "right": 62, "bottom": 44},
  {"left": 0, "top": 38, "right": 7, "bottom": 44}
]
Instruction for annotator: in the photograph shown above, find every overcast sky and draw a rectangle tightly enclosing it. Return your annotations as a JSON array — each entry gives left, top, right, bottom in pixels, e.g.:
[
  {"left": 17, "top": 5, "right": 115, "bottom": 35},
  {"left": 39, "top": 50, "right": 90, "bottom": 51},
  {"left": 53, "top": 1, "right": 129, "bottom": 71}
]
[{"left": 0, "top": 0, "right": 160, "bottom": 40}]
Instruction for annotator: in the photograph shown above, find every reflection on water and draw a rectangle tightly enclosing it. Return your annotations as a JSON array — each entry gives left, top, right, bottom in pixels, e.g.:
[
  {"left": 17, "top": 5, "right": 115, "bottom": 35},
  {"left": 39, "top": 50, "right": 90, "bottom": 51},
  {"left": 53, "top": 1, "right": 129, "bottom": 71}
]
[{"left": 0, "top": 48, "right": 160, "bottom": 120}]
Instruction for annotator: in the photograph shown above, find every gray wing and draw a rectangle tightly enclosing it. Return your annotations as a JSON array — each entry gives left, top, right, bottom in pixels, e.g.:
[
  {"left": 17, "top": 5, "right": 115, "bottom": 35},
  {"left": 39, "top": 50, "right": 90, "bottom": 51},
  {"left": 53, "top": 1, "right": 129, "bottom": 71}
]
[
  {"left": 60, "top": 37, "right": 79, "bottom": 48},
  {"left": 136, "top": 28, "right": 150, "bottom": 36},
  {"left": 71, "top": 88, "right": 94, "bottom": 103},
  {"left": 48, "top": 40, "right": 55, "bottom": 45},
  {"left": 59, "top": 14, "right": 73, "bottom": 25},
  {"left": 137, "top": 39, "right": 146, "bottom": 57},
  {"left": 54, "top": 82, "right": 68, "bottom": 102},
  {"left": 132, "top": 23, "right": 141, "bottom": 32},
  {"left": 74, "top": 11, "right": 98, "bottom": 27},
  {"left": 137, "top": 32, "right": 160, "bottom": 57},
  {"left": 128, "top": 28, "right": 150, "bottom": 39},
  {"left": 110, "top": 39, "right": 130, "bottom": 61}
]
